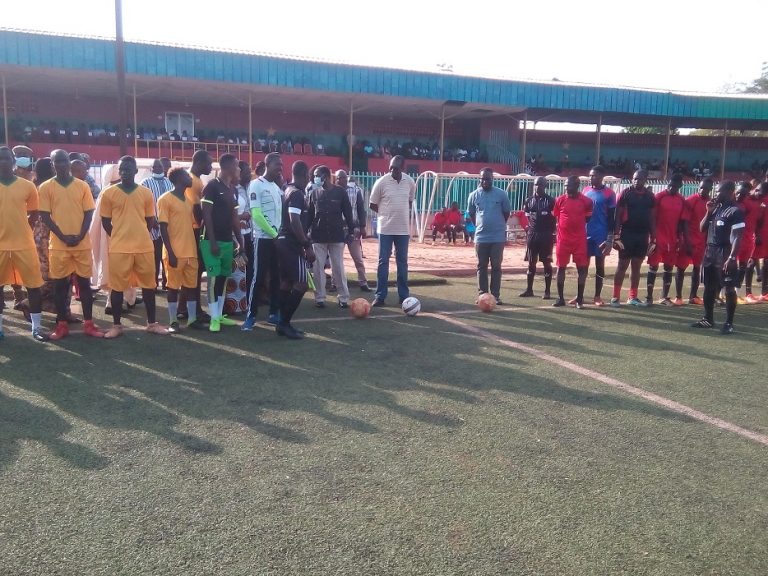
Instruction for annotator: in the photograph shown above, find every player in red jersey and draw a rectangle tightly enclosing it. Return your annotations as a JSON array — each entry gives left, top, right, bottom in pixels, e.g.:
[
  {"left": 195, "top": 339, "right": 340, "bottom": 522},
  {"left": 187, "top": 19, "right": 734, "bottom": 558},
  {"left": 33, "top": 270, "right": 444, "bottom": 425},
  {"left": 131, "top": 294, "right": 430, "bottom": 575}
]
[
  {"left": 735, "top": 181, "right": 762, "bottom": 303},
  {"left": 552, "top": 175, "right": 593, "bottom": 308},
  {"left": 752, "top": 182, "right": 768, "bottom": 300},
  {"left": 675, "top": 178, "right": 713, "bottom": 305},
  {"left": 647, "top": 173, "right": 688, "bottom": 305}
]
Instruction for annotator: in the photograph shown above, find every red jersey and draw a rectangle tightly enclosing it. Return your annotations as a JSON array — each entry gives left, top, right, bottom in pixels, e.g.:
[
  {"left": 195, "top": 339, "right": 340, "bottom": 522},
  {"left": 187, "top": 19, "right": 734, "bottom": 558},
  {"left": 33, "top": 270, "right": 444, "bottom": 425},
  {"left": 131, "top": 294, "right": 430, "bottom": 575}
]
[
  {"left": 446, "top": 209, "right": 462, "bottom": 227},
  {"left": 737, "top": 196, "right": 761, "bottom": 238},
  {"left": 654, "top": 189, "right": 686, "bottom": 244},
  {"left": 432, "top": 211, "right": 447, "bottom": 228},
  {"left": 554, "top": 193, "right": 593, "bottom": 244},
  {"left": 683, "top": 194, "right": 709, "bottom": 246},
  {"left": 756, "top": 199, "right": 768, "bottom": 242}
]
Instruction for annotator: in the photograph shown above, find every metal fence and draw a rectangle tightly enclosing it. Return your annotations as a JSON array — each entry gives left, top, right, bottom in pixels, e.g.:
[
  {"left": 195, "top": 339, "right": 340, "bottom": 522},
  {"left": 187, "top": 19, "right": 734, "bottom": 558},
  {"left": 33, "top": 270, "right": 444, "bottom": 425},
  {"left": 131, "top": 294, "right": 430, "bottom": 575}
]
[{"left": 350, "top": 171, "right": 706, "bottom": 242}]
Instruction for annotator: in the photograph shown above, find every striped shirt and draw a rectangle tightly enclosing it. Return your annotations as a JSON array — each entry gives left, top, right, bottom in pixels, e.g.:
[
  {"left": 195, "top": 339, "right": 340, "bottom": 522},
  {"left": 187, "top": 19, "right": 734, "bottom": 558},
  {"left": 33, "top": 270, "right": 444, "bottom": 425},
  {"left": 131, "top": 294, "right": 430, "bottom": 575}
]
[{"left": 140, "top": 174, "right": 173, "bottom": 240}]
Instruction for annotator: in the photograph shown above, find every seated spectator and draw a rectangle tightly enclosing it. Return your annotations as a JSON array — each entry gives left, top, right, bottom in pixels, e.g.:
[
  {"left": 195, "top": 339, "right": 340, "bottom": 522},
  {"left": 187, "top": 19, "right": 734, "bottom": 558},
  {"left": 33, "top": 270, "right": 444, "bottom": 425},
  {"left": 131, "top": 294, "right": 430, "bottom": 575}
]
[
  {"left": 445, "top": 202, "right": 463, "bottom": 245},
  {"left": 463, "top": 210, "right": 476, "bottom": 244},
  {"left": 431, "top": 208, "right": 448, "bottom": 244}
]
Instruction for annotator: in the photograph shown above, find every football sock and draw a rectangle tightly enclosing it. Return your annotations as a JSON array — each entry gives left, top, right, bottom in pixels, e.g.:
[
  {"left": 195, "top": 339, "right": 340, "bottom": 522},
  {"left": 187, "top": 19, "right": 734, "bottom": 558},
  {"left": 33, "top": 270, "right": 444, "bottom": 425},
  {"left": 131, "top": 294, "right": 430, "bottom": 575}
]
[
  {"left": 690, "top": 266, "right": 701, "bottom": 299},
  {"left": 662, "top": 270, "right": 673, "bottom": 298},
  {"left": 725, "top": 289, "right": 737, "bottom": 324},
  {"left": 168, "top": 301, "right": 178, "bottom": 324},
  {"left": 675, "top": 269, "right": 685, "bottom": 299},
  {"left": 30, "top": 312, "right": 42, "bottom": 332},
  {"left": 186, "top": 301, "right": 197, "bottom": 322}
]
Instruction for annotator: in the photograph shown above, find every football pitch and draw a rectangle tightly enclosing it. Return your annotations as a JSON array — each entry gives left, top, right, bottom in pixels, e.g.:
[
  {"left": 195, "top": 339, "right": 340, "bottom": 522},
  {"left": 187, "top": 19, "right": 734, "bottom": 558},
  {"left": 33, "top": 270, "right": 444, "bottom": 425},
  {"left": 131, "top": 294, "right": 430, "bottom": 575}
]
[{"left": 1, "top": 275, "right": 767, "bottom": 575}]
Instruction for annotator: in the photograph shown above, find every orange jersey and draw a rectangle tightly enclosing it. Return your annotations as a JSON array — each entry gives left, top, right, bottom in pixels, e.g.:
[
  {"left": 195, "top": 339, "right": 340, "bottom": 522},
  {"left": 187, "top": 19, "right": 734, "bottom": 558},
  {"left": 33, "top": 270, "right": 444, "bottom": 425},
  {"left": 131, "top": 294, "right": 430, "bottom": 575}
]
[
  {"left": 157, "top": 191, "right": 197, "bottom": 259},
  {"left": 184, "top": 173, "right": 205, "bottom": 229},
  {"left": 38, "top": 177, "right": 95, "bottom": 251},
  {"left": 0, "top": 176, "right": 38, "bottom": 251},
  {"left": 100, "top": 183, "right": 155, "bottom": 253}
]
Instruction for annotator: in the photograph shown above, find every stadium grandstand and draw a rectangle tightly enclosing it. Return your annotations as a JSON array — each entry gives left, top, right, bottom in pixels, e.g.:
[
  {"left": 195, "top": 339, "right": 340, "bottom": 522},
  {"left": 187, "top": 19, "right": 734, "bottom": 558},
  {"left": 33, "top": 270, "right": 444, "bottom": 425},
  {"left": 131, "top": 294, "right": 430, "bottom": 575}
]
[{"left": 2, "top": 28, "right": 768, "bottom": 181}]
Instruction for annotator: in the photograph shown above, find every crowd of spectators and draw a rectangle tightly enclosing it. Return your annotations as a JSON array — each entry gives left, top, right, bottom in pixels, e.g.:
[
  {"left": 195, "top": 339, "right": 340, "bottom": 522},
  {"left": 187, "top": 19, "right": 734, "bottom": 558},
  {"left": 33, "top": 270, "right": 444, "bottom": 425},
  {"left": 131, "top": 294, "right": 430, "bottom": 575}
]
[{"left": 353, "top": 139, "right": 486, "bottom": 163}]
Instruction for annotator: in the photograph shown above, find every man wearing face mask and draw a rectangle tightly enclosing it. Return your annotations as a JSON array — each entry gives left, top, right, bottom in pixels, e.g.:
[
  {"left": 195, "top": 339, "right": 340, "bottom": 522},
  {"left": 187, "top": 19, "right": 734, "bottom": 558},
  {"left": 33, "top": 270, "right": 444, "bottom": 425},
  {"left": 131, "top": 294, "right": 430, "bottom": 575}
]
[
  {"left": 141, "top": 158, "right": 173, "bottom": 291},
  {"left": 306, "top": 166, "right": 357, "bottom": 308}
]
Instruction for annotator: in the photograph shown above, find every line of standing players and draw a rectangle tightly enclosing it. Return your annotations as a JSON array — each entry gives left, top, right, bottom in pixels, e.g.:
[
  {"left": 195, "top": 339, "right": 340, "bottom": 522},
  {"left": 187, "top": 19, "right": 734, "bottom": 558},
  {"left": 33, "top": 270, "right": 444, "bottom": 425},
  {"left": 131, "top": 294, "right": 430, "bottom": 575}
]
[{"left": 521, "top": 166, "right": 767, "bottom": 333}]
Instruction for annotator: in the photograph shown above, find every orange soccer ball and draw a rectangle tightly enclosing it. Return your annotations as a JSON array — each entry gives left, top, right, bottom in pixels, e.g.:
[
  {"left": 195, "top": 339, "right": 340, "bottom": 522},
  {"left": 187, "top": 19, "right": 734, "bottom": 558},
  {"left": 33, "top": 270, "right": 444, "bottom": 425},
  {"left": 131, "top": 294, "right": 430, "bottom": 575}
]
[
  {"left": 477, "top": 293, "right": 497, "bottom": 313},
  {"left": 350, "top": 298, "right": 371, "bottom": 319}
]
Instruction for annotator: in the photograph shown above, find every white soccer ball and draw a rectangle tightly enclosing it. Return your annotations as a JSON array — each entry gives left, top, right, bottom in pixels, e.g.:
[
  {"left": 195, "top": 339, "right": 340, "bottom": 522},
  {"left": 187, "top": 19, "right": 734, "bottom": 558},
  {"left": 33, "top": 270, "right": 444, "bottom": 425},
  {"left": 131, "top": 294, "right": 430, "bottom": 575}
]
[{"left": 401, "top": 296, "right": 421, "bottom": 316}]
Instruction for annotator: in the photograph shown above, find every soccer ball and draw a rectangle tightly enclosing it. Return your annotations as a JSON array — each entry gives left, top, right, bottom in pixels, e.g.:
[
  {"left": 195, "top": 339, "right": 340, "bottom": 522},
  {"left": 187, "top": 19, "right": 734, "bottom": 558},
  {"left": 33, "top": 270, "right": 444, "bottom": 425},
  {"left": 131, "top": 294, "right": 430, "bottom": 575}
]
[
  {"left": 350, "top": 298, "right": 371, "bottom": 319},
  {"left": 477, "top": 293, "right": 496, "bottom": 313},
  {"left": 402, "top": 296, "right": 421, "bottom": 316}
]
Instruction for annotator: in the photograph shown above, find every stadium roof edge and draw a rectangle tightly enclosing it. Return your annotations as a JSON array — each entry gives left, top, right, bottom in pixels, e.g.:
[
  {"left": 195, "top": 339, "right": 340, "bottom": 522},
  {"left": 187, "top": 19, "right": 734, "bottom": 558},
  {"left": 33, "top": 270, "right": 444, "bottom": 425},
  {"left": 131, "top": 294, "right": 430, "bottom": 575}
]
[{"left": 2, "top": 28, "right": 768, "bottom": 129}]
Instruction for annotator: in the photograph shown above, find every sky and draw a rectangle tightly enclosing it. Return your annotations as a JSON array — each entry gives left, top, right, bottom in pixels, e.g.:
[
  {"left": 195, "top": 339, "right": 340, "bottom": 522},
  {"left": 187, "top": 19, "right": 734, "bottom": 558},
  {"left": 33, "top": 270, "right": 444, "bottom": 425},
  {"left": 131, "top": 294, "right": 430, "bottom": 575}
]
[{"left": 3, "top": 0, "right": 764, "bottom": 94}]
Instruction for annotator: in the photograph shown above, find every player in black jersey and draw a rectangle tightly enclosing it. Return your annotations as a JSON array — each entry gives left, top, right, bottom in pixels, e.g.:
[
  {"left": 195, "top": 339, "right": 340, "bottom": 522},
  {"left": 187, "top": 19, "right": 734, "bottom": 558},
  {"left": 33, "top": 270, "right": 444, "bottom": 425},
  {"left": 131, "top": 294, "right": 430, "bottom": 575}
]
[
  {"left": 275, "top": 161, "right": 315, "bottom": 339},
  {"left": 692, "top": 181, "right": 744, "bottom": 334},
  {"left": 520, "top": 176, "right": 556, "bottom": 299}
]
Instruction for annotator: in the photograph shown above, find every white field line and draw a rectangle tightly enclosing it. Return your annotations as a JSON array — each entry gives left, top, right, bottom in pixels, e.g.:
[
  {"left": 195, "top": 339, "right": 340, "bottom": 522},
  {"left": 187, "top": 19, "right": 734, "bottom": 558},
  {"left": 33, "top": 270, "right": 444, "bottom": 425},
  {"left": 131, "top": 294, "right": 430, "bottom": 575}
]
[{"left": 427, "top": 312, "right": 768, "bottom": 448}]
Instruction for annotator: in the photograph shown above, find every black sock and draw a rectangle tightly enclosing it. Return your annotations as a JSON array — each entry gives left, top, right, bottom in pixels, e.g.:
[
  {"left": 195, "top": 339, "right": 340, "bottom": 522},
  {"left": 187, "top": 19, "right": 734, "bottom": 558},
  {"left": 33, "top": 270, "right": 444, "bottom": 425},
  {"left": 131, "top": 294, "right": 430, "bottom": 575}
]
[
  {"left": 110, "top": 291, "right": 124, "bottom": 325},
  {"left": 278, "top": 289, "right": 292, "bottom": 324},
  {"left": 78, "top": 276, "right": 93, "bottom": 320},
  {"left": 690, "top": 266, "right": 701, "bottom": 299},
  {"left": 286, "top": 289, "right": 305, "bottom": 323},
  {"left": 745, "top": 267, "right": 754, "bottom": 294},
  {"left": 703, "top": 283, "right": 716, "bottom": 323},
  {"left": 526, "top": 271, "right": 534, "bottom": 291},
  {"left": 675, "top": 269, "right": 685, "bottom": 299},
  {"left": 725, "top": 289, "right": 736, "bottom": 324},
  {"left": 662, "top": 270, "right": 673, "bottom": 298},
  {"left": 647, "top": 268, "right": 657, "bottom": 299},
  {"left": 54, "top": 278, "right": 70, "bottom": 321}
]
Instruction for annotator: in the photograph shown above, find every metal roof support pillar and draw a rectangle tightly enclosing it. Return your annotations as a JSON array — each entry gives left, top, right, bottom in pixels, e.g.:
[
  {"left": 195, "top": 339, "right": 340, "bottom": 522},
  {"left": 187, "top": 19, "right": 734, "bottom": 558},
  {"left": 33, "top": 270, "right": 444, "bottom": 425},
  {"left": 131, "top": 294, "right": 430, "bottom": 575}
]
[
  {"left": 595, "top": 114, "right": 602, "bottom": 170},
  {"left": 439, "top": 104, "right": 446, "bottom": 173},
  {"left": 115, "top": 0, "right": 127, "bottom": 156},
  {"left": 2, "top": 75, "right": 8, "bottom": 147},
  {"left": 520, "top": 112, "right": 528, "bottom": 174},
  {"left": 720, "top": 122, "right": 727, "bottom": 181},
  {"left": 132, "top": 84, "right": 138, "bottom": 157},
  {"left": 663, "top": 118, "right": 671, "bottom": 180},
  {"left": 248, "top": 93, "right": 253, "bottom": 167},
  {"left": 348, "top": 101, "right": 354, "bottom": 172}
]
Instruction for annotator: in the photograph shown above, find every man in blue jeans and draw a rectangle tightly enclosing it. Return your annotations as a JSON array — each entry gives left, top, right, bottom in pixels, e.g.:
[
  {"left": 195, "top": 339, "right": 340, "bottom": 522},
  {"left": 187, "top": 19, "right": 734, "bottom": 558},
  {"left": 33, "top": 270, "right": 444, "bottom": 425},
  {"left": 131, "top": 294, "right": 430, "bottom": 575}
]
[
  {"left": 369, "top": 155, "right": 417, "bottom": 306},
  {"left": 467, "top": 168, "right": 511, "bottom": 304}
]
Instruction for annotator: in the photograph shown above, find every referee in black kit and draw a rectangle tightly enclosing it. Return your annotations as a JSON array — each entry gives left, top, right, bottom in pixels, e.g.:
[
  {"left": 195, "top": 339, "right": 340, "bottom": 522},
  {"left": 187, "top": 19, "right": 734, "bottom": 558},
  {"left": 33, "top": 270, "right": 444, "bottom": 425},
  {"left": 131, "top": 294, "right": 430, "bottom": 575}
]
[
  {"left": 519, "top": 176, "right": 556, "bottom": 299},
  {"left": 691, "top": 180, "right": 744, "bottom": 334}
]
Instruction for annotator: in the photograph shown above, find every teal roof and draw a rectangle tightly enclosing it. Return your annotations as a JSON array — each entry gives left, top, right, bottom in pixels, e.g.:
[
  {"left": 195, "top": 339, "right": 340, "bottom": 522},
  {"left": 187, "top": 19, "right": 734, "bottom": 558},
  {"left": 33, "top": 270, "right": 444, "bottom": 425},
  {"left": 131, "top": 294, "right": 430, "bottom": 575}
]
[{"left": 2, "top": 29, "right": 768, "bottom": 128}]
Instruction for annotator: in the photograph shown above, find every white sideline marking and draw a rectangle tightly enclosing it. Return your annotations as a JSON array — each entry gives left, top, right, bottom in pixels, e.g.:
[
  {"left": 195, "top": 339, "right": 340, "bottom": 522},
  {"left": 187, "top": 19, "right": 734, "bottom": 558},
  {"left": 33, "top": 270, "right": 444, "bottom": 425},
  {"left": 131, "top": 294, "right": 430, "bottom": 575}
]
[{"left": 429, "top": 312, "right": 768, "bottom": 448}]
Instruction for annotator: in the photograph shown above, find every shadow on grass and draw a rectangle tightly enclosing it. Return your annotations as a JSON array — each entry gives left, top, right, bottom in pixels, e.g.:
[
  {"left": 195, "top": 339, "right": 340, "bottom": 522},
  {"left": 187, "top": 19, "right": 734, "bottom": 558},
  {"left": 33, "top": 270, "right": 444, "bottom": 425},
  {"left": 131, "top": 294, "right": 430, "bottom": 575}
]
[
  {"left": 0, "top": 288, "right": 722, "bottom": 471},
  {"left": 0, "top": 389, "right": 110, "bottom": 471}
]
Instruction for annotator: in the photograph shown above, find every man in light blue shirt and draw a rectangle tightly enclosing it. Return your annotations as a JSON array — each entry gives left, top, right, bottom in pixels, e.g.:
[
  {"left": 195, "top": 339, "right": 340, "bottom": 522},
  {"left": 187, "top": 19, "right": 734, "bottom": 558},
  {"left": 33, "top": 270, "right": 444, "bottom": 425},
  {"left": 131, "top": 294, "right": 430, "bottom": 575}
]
[{"left": 467, "top": 168, "right": 511, "bottom": 304}]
